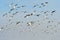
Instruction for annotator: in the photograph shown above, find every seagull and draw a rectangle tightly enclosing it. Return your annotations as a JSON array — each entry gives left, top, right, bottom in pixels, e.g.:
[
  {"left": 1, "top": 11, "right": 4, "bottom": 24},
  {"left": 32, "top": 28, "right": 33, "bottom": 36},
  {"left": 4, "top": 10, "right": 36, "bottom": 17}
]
[
  {"left": 0, "top": 27, "right": 3, "bottom": 32},
  {"left": 27, "top": 21, "right": 34, "bottom": 26},
  {"left": 24, "top": 14, "right": 31, "bottom": 18},
  {"left": 33, "top": 4, "right": 38, "bottom": 8},
  {"left": 2, "top": 13, "right": 7, "bottom": 17},
  {"left": 45, "top": 2, "right": 48, "bottom": 4},
  {"left": 51, "top": 10, "right": 56, "bottom": 13},
  {"left": 10, "top": 8, "right": 14, "bottom": 11},
  {"left": 41, "top": 3, "right": 44, "bottom": 5},
  {"left": 13, "top": 11, "right": 19, "bottom": 15},
  {"left": 16, "top": 21, "right": 20, "bottom": 25},
  {"left": 36, "top": 14, "right": 40, "bottom": 17}
]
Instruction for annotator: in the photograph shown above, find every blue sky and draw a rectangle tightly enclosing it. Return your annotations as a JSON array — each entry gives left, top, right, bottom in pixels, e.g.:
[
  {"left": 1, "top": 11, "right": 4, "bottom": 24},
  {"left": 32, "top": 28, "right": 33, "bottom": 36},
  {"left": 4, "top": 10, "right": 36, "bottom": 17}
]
[
  {"left": 0, "top": 0, "right": 60, "bottom": 19},
  {"left": 0, "top": 0, "right": 60, "bottom": 40},
  {"left": 0, "top": 0, "right": 59, "bottom": 12}
]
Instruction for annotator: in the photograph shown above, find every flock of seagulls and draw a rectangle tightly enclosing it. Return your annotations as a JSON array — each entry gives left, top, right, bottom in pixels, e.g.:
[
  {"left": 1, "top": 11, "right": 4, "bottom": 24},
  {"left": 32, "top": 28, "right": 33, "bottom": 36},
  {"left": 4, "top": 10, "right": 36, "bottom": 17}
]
[{"left": 0, "top": 0, "right": 60, "bottom": 39}]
